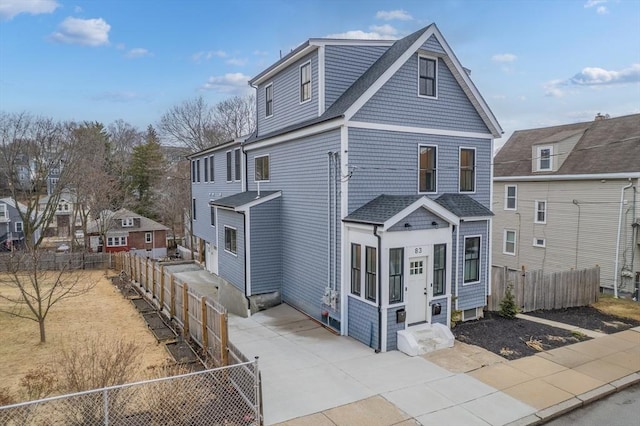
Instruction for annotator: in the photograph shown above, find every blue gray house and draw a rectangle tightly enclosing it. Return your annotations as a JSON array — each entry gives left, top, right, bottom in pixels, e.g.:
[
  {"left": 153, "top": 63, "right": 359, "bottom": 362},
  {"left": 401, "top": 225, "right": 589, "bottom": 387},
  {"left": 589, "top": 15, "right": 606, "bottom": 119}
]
[
  {"left": 0, "top": 197, "right": 41, "bottom": 250},
  {"left": 189, "top": 24, "right": 501, "bottom": 352}
]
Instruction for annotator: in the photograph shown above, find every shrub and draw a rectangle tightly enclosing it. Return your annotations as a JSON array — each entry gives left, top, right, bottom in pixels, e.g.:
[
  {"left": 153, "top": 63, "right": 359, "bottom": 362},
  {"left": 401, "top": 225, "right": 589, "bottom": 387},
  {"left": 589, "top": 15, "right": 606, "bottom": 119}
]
[
  {"left": 19, "top": 366, "right": 57, "bottom": 401},
  {"left": 499, "top": 283, "right": 519, "bottom": 319}
]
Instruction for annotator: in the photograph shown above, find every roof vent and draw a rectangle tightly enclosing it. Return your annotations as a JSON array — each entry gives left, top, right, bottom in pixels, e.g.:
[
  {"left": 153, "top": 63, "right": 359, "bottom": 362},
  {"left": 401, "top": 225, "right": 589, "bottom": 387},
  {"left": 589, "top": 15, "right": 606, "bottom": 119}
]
[{"left": 594, "top": 113, "right": 610, "bottom": 121}]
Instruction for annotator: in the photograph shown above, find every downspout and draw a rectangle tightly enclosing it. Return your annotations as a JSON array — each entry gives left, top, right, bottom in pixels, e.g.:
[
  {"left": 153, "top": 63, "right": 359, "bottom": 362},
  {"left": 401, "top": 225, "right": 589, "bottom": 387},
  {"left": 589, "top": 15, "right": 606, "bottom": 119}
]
[
  {"left": 242, "top": 145, "right": 248, "bottom": 193},
  {"left": 614, "top": 179, "right": 633, "bottom": 298},
  {"left": 240, "top": 211, "right": 251, "bottom": 310},
  {"left": 327, "top": 152, "right": 332, "bottom": 294},
  {"left": 454, "top": 224, "right": 460, "bottom": 306},
  {"left": 334, "top": 152, "right": 340, "bottom": 294},
  {"left": 374, "top": 225, "right": 382, "bottom": 353},
  {"left": 631, "top": 185, "right": 637, "bottom": 279}
]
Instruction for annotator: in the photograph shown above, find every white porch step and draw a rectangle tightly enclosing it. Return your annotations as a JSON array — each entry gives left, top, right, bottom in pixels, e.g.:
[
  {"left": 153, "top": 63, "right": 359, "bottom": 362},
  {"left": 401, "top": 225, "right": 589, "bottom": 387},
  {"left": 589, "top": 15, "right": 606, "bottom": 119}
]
[{"left": 397, "top": 323, "right": 454, "bottom": 356}]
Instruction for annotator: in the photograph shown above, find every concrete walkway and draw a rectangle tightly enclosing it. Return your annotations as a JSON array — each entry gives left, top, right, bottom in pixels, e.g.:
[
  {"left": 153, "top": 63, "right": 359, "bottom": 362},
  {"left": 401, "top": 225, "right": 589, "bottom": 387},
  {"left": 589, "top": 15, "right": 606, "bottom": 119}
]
[{"left": 228, "top": 304, "right": 640, "bottom": 425}]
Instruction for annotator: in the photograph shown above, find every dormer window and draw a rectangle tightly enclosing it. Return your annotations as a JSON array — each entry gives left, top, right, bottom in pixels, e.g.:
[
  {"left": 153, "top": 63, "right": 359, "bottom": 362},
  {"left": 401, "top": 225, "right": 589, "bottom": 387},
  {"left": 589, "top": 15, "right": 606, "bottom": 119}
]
[
  {"left": 265, "top": 84, "right": 273, "bottom": 117},
  {"left": 536, "top": 146, "right": 553, "bottom": 171},
  {"left": 300, "top": 62, "right": 311, "bottom": 103},
  {"left": 418, "top": 56, "right": 437, "bottom": 98},
  {"left": 122, "top": 217, "right": 134, "bottom": 227}
]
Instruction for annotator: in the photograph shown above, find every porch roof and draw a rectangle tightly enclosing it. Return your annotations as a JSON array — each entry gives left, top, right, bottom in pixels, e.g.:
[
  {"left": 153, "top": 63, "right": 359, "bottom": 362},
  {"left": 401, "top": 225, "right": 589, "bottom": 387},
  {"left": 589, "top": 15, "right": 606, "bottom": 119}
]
[
  {"left": 210, "top": 190, "right": 281, "bottom": 210},
  {"left": 343, "top": 193, "right": 492, "bottom": 226}
]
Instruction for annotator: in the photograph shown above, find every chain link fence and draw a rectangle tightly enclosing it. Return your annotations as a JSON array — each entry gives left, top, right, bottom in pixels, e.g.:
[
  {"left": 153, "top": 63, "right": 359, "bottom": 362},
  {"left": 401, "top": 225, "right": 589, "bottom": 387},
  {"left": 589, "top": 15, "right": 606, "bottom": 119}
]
[{"left": 0, "top": 359, "right": 261, "bottom": 425}]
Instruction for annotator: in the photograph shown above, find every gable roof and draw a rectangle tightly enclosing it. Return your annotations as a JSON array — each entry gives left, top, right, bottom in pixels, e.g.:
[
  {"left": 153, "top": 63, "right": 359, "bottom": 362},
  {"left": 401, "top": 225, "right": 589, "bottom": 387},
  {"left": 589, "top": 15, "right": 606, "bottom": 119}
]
[
  {"left": 343, "top": 195, "right": 422, "bottom": 225},
  {"left": 495, "top": 114, "right": 640, "bottom": 178},
  {"left": 246, "top": 24, "right": 502, "bottom": 145},
  {"left": 434, "top": 194, "right": 493, "bottom": 219},
  {"left": 87, "top": 208, "right": 169, "bottom": 234}
]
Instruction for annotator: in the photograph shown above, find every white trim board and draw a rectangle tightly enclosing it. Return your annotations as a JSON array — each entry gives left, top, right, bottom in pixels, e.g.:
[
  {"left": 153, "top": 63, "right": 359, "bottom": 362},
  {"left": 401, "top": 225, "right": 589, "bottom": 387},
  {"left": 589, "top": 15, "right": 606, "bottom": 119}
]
[
  {"left": 347, "top": 120, "right": 493, "bottom": 140},
  {"left": 494, "top": 172, "right": 640, "bottom": 182},
  {"left": 243, "top": 118, "right": 343, "bottom": 151}
]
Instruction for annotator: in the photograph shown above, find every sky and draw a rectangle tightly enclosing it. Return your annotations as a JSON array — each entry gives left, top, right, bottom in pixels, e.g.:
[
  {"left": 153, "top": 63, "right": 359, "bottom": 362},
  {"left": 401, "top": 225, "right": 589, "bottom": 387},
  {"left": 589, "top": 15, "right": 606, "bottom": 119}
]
[{"left": 0, "top": 0, "right": 639, "bottom": 147}]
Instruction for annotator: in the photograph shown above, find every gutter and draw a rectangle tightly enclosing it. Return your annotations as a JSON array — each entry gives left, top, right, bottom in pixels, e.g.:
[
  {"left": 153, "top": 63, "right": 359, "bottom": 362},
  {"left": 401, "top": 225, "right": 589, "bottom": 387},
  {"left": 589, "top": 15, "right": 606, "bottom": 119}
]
[
  {"left": 374, "top": 225, "right": 382, "bottom": 353},
  {"left": 614, "top": 179, "right": 634, "bottom": 297},
  {"left": 494, "top": 172, "right": 640, "bottom": 182}
]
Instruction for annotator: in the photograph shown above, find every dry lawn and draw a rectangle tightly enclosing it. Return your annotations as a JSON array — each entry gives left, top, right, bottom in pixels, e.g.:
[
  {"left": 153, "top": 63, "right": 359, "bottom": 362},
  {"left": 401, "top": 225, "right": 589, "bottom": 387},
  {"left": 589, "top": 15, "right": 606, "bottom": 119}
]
[
  {"left": 0, "top": 270, "right": 172, "bottom": 397},
  {"left": 593, "top": 294, "right": 640, "bottom": 322}
]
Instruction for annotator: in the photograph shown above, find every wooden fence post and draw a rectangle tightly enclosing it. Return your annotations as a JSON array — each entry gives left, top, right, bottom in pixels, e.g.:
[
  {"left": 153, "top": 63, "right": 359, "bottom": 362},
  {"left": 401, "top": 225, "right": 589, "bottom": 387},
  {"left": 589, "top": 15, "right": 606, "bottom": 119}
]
[
  {"left": 145, "top": 257, "right": 150, "bottom": 292},
  {"left": 221, "top": 312, "right": 229, "bottom": 366},
  {"left": 159, "top": 265, "right": 165, "bottom": 308},
  {"left": 183, "top": 284, "right": 189, "bottom": 337},
  {"left": 201, "top": 297, "right": 208, "bottom": 352},
  {"left": 170, "top": 274, "right": 176, "bottom": 317}
]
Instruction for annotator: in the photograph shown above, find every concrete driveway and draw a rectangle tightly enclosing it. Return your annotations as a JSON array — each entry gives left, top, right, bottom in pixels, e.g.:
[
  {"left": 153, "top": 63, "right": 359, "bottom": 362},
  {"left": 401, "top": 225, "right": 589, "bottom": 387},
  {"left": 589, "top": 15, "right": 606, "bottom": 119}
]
[{"left": 228, "top": 304, "right": 535, "bottom": 425}]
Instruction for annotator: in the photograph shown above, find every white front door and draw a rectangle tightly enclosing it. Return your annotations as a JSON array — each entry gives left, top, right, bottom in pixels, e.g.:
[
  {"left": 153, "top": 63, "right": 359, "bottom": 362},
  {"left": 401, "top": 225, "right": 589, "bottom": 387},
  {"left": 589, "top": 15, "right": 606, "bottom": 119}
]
[
  {"left": 205, "top": 242, "right": 219, "bottom": 275},
  {"left": 406, "top": 256, "right": 428, "bottom": 324}
]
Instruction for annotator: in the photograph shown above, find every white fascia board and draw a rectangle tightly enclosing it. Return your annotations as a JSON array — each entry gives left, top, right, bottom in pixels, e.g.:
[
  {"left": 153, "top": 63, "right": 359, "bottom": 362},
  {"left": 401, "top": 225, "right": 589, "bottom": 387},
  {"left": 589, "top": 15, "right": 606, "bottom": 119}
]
[
  {"left": 343, "top": 221, "right": 378, "bottom": 232},
  {"left": 235, "top": 191, "right": 282, "bottom": 212},
  {"left": 251, "top": 45, "right": 318, "bottom": 87},
  {"left": 347, "top": 120, "right": 493, "bottom": 140},
  {"left": 460, "top": 216, "right": 493, "bottom": 222},
  {"left": 383, "top": 197, "right": 459, "bottom": 230},
  {"left": 494, "top": 172, "right": 640, "bottom": 182},
  {"left": 310, "top": 39, "right": 394, "bottom": 47},
  {"left": 318, "top": 46, "right": 325, "bottom": 115},
  {"left": 243, "top": 118, "right": 344, "bottom": 151},
  {"left": 343, "top": 27, "right": 435, "bottom": 120},
  {"left": 187, "top": 140, "right": 241, "bottom": 159},
  {"left": 431, "top": 25, "right": 502, "bottom": 137}
]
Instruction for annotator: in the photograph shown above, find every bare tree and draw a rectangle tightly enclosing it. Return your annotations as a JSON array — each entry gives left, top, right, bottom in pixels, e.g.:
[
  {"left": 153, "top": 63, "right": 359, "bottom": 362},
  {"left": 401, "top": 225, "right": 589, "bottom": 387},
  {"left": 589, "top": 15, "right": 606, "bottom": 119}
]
[
  {"left": 213, "top": 94, "right": 256, "bottom": 139},
  {"left": 0, "top": 112, "right": 96, "bottom": 343},
  {"left": 158, "top": 96, "right": 226, "bottom": 152}
]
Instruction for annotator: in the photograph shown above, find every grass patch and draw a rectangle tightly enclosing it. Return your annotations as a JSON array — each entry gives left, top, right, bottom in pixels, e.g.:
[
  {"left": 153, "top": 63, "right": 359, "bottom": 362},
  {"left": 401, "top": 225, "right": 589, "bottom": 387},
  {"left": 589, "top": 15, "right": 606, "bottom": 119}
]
[{"left": 592, "top": 294, "right": 640, "bottom": 322}]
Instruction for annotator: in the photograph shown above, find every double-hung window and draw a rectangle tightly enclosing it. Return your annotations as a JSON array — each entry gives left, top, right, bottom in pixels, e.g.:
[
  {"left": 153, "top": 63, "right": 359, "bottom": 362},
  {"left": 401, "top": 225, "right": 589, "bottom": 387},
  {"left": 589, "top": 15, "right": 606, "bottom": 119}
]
[
  {"left": 504, "top": 230, "right": 516, "bottom": 255},
  {"left": 226, "top": 151, "right": 232, "bottom": 182},
  {"left": 418, "top": 56, "right": 437, "bottom": 97},
  {"left": 145, "top": 232, "right": 152, "bottom": 244},
  {"left": 389, "top": 248, "right": 403, "bottom": 304},
  {"left": 0, "top": 204, "right": 6, "bottom": 220},
  {"left": 536, "top": 146, "right": 553, "bottom": 171},
  {"left": 191, "top": 160, "right": 196, "bottom": 183},
  {"left": 255, "top": 155, "right": 270, "bottom": 182},
  {"left": 300, "top": 62, "right": 311, "bottom": 103},
  {"left": 210, "top": 206, "right": 216, "bottom": 227},
  {"left": 459, "top": 148, "right": 475, "bottom": 192},
  {"left": 209, "top": 155, "right": 215, "bottom": 182},
  {"left": 419, "top": 145, "right": 437, "bottom": 193},
  {"left": 122, "top": 218, "right": 134, "bottom": 227},
  {"left": 204, "top": 157, "right": 209, "bottom": 182},
  {"left": 265, "top": 84, "right": 273, "bottom": 117},
  {"left": 15, "top": 222, "right": 23, "bottom": 232},
  {"left": 192, "top": 198, "right": 197, "bottom": 221},
  {"left": 433, "top": 244, "right": 446, "bottom": 296},
  {"left": 464, "top": 236, "right": 480, "bottom": 283},
  {"left": 535, "top": 201, "right": 547, "bottom": 224},
  {"left": 505, "top": 185, "right": 517, "bottom": 210},
  {"left": 234, "top": 149, "right": 241, "bottom": 181},
  {"left": 365, "top": 246, "right": 377, "bottom": 302},
  {"left": 224, "top": 226, "right": 237, "bottom": 255},
  {"left": 196, "top": 159, "right": 201, "bottom": 182},
  {"left": 350, "top": 244, "right": 361, "bottom": 296}
]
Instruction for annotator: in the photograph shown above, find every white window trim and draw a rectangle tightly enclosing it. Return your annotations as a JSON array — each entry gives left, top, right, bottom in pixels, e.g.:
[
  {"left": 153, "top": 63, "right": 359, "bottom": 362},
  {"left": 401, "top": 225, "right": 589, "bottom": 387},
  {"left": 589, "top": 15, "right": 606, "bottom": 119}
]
[
  {"left": 107, "top": 236, "right": 128, "bottom": 247},
  {"left": 503, "top": 229, "right": 516, "bottom": 256},
  {"left": 534, "top": 200, "right": 547, "bottom": 224},
  {"left": 299, "top": 61, "right": 312, "bottom": 104},
  {"left": 254, "top": 154, "right": 270, "bottom": 183},
  {"left": 209, "top": 154, "right": 215, "bottom": 182},
  {"left": 225, "top": 151, "right": 233, "bottom": 182},
  {"left": 533, "top": 237, "right": 546, "bottom": 248},
  {"left": 462, "top": 234, "right": 482, "bottom": 286},
  {"left": 265, "top": 83, "right": 274, "bottom": 118},
  {"left": 224, "top": 225, "right": 238, "bottom": 256},
  {"left": 192, "top": 198, "right": 197, "bottom": 221},
  {"left": 458, "top": 146, "right": 476, "bottom": 194},
  {"left": 145, "top": 232, "right": 152, "bottom": 244},
  {"left": 504, "top": 184, "right": 517, "bottom": 211},
  {"left": 122, "top": 218, "right": 134, "bottom": 227},
  {"left": 15, "top": 221, "right": 23, "bottom": 232},
  {"left": 210, "top": 206, "right": 216, "bottom": 228},
  {"left": 536, "top": 145, "right": 553, "bottom": 171},
  {"left": 417, "top": 144, "right": 438, "bottom": 194},
  {"left": 0, "top": 204, "right": 6, "bottom": 219},
  {"left": 234, "top": 148, "right": 242, "bottom": 182},
  {"left": 417, "top": 54, "right": 438, "bottom": 99}
]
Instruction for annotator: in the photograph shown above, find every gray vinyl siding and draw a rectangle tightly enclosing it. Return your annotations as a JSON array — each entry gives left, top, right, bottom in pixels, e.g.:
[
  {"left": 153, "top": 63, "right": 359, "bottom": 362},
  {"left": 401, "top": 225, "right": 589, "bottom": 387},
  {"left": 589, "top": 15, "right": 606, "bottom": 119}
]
[
  {"left": 388, "top": 208, "right": 449, "bottom": 232},
  {"left": 324, "top": 45, "right": 387, "bottom": 110},
  {"left": 429, "top": 297, "right": 448, "bottom": 325},
  {"left": 352, "top": 54, "right": 489, "bottom": 134},
  {"left": 455, "top": 220, "right": 489, "bottom": 311},
  {"left": 256, "top": 51, "right": 319, "bottom": 137},
  {"left": 249, "top": 198, "right": 282, "bottom": 295},
  {"left": 246, "top": 130, "right": 341, "bottom": 320},
  {"left": 217, "top": 209, "right": 245, "bottom": 292},
  {"left": 348, "top": 296, "right": 379, "bottom": 349},
  {"left": 421, "top": 35, "right": 445, "bottom": 54},
  {"left": 191, "top": 150, "right": 242, "bottom": 243},
  {"left": 386, "top": 306, "right": 406, "bottom": 351},
  {"left": 347, "top": 127, "right": 492, "bottom": 212}
]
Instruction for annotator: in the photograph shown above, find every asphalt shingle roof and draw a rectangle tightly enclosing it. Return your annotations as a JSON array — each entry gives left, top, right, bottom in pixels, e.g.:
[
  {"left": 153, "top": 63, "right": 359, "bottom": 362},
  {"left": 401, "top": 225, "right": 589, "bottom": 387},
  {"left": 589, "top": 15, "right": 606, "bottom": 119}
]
[
  {"left": 494, "top": 114, "right": 640, "bottom": 177},
  {"left": 210, "top": 191, "right": 280, "bottom": 209},
  {"left": 433, "top": 194, "right": 493, "bottom": 218}
]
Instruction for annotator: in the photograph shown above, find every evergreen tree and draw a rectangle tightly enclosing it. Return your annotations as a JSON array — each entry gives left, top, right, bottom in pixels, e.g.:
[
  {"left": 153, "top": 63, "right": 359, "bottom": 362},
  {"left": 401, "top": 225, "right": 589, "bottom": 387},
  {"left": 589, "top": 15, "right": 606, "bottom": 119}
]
[{"left": 127, "top": 125, "right": 165, "bottom": 218}]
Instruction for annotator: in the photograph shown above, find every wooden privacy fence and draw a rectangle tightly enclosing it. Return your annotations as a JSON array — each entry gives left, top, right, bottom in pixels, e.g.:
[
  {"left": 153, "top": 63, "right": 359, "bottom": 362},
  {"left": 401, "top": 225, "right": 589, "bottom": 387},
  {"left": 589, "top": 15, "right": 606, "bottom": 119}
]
[
  {"left": 115, "top": 252, "right": 229, "bottom": 367},
  {"left": 488, "top": 265, "right": 600, "bottom": 312},
  {"left": 0, "top": 252, "right": 113, "bottom": 272}
]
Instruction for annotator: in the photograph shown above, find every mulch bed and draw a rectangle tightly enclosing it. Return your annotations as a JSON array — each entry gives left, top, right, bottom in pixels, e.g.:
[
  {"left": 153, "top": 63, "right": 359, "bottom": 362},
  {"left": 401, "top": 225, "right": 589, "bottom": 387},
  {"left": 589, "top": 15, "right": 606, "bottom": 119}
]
[
  {"left": 452, "top": 312, "right": 591, "bottom": 360},
  {"left": 527, "top": 306, "right": 640, "bottom": 334}
]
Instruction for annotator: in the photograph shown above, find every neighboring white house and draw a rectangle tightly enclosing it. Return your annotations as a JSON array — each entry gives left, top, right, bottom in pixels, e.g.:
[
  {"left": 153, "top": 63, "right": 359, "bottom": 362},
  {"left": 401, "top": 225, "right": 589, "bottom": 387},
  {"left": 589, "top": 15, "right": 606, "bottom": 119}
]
[{"left": 492, "top": 113, "right": 640, "bottom": 295}]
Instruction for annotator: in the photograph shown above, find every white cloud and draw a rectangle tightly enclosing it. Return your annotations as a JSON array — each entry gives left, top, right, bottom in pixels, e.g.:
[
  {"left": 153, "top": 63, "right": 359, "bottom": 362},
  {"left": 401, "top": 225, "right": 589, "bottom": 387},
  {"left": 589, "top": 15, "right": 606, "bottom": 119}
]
[
  {"left": 226, "top": 57, "right": 247, "bottom": 66},
  {"left": 201, "top": 73, "right": 251, "bottom": 94},
  {"left": 0, "top": 0, "right": 59, "bottom": 21},
  {"left": 50, "top": 17, "right": 110, "bottom": 46},
  {"left": 543, "top": 64, "right": 640, "bottom": 97},
  {"left": 376, "top": 9, "right": 412, "bottom": 21},
  {"left": 125, "top": 48, "right": 152, "bottom": 59},
  {"left": 584, "top": 0, "right": 609, "bottom": 14},
  {"left": 584, "top": 0, "right": 607, "bottom": 8},
  {"left": 253, "top": 50, "right": 269, "bottom": 56},
  {"left": 596, "top": 6, "right": 608, "bottom": 14},
  {"left": 326, "top": 24, "right": 400, "bottom": 40},
  {"left": 74, "top": 5, "right": 83, "bottom": 13},
  {"left": 192, "top": 50, "right": 227, "bottom": 62},
  {"left": 543, "top": 79, "right": 567, "bottom": 98},
  {"left": 492, "top": 53, "right": 517, "bottom": 63}
]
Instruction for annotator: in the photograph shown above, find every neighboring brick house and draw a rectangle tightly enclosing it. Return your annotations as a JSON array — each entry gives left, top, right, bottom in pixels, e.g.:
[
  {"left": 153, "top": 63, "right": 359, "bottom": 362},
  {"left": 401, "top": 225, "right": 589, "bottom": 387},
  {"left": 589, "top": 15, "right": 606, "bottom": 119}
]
[
  {"left": 492, "top": 113, "right": 640, "bottom": 296},
  {"left": 189, "top": 24, "right": 502, "bottom": 352},
  {"left": 86, "top": 208, "right": 169, "bottom": 259}
]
